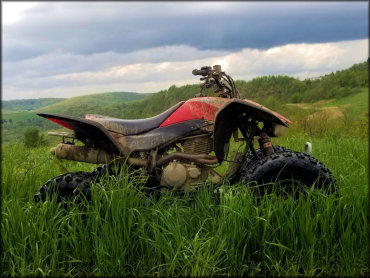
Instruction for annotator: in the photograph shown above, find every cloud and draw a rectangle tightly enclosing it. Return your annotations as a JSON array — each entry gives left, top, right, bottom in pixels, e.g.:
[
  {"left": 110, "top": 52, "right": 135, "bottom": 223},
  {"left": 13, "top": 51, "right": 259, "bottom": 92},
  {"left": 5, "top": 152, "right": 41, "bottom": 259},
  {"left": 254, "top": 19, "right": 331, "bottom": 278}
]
[
  {"left": 2, "top": 2, "right": 37, "bottom": 24},
  {"left": 3, "top": 2, "right": 368, "bottom": 62},
  {"left": 3, "top": 2, "right": 368, "bottom": 99},
  {"left": 3, "top": 39, "right": 367, "bottom": 100},
  {"left": 4, "top": 46, "right": 231, "bottom": 79}
]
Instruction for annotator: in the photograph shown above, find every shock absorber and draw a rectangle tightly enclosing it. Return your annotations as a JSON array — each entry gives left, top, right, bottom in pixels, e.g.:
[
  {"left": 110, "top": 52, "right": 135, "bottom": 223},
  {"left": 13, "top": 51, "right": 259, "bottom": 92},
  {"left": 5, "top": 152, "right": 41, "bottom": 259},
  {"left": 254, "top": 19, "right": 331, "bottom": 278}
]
[{"left": 258, "top": 132, "right": 274, "bottom": 156}]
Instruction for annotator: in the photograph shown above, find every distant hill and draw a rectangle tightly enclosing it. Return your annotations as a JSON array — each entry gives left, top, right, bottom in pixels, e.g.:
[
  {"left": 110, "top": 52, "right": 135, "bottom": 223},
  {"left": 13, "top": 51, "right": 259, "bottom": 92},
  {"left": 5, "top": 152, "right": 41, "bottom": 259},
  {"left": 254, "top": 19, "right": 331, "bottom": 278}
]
[
  {"left": 94, "top": 61, "right": 369, "bottom": 119},
  {"left": 97, "top": 84, "right": 206, "bottom": 119},
  {"left": 2, "top": 98, "right": 65, "bottom": 111},
  {"left": 234, "top": 61, "right": 369, "bottom": 109},
  {"left": 1, "top": 92, "right": 147, "bottom": 143},
  {"left": 36, "top": 92, "right": 147, "bottom": 115},
  {"left": 1, "top": 61, "right": 368, "bottom": 143}
]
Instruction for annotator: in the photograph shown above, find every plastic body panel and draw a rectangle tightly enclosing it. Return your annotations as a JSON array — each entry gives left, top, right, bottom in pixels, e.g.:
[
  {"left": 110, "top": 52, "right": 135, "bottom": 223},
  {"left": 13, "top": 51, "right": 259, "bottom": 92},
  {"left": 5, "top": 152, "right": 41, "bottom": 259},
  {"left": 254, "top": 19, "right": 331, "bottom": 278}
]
[
  {"left": 37, "top": 113, "right": 122, "bottom": 154},
  {"left": 123, "top": 119, "right": 211, "bottom": 151},
  {"left": 39, "top": 98, "right": 292, "bottom": 160},
  {"left": 160, "top": 97, "right": 229, "bottom": 127},
  {"left": 159, "top": 97, "right": 292, "bottom": 127}
]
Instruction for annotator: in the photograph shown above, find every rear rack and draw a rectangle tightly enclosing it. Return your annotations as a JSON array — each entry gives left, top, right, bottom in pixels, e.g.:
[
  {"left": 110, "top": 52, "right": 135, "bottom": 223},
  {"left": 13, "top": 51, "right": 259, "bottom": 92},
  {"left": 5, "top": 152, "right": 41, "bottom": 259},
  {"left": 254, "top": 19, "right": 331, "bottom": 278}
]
[{"left": 48, "top": 131, "right": 76, "bottom": 144}]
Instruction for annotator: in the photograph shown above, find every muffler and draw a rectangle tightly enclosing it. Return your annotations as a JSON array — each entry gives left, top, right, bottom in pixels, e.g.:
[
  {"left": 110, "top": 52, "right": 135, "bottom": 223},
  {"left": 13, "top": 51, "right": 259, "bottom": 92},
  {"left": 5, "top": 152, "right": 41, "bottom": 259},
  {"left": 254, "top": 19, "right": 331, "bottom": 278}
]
[
  {"left": 50, "top": 143, "right": 115, "bottom": 164},
  {"left": 50, "top": 143, "right": 148, "bottom": 166}
]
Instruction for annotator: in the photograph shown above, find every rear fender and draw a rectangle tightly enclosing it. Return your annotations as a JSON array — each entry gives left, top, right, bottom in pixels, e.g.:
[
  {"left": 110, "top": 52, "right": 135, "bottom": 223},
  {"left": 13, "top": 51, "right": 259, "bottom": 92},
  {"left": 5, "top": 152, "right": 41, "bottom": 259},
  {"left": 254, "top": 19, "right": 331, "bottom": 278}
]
[
  {"left": 38, "top": 113, "right": 122, "bottom": 154},
  {"left": 213, "top": 99, "right": 292, "bottom": 162}
]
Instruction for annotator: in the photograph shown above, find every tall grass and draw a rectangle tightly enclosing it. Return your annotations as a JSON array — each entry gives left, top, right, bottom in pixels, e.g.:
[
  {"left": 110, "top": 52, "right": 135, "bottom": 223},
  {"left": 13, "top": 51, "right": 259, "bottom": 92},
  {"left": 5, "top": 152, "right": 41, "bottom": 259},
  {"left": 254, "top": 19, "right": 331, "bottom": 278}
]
[
  {"left": 273, "top": 135, "right": 368, "bottom": 198},
  {"left": 1, "top": 136, "right": 368, "bottom": 276}
]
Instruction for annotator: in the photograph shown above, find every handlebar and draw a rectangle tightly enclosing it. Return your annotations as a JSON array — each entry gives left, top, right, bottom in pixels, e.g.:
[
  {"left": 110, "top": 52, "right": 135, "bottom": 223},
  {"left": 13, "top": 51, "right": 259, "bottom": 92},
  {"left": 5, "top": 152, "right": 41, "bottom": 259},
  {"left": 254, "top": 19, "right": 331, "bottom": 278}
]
[
  {"left": 192, "top": 68, "right": 208, "bottom": 76},
  {"left": 192, "top": 65, "right": 240, "bottom": 99}
]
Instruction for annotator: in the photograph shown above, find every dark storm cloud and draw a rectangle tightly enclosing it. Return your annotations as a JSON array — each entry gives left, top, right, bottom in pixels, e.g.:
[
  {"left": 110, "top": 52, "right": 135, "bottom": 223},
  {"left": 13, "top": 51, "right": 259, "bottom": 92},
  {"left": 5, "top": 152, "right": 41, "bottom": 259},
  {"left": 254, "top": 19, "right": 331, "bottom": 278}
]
[
  {"left": 3, "top": 2, "right": 368, "bottom": 99},
  {"left": 3, "top": 2, "right": 367, "bottom": 62}
]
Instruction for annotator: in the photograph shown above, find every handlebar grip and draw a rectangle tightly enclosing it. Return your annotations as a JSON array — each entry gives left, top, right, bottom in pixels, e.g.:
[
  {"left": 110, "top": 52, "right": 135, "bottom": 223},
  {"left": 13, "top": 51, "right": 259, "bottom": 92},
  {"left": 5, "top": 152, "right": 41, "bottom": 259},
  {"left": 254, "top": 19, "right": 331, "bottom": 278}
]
[{"left": 192, "top": 69, "right": 208, "bottom": 76}]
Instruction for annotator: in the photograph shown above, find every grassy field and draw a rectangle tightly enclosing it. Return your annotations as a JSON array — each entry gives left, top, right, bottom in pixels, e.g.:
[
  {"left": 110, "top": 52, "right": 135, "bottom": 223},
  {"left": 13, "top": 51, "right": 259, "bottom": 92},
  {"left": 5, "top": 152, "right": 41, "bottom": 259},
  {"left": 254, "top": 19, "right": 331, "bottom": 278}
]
[
  {"left": 1, "top": 130, "right": 368, "bottom": 276},
  {"left": 321, "top": 88, "right": 368, "bottom": 115},
  {"left": 2, "top": 110, "right": 37, "bottom": 122},
  {"left": 1, "top": 80, "right": 368, "bottom": 276},
  {"left": 284, "top": 88, "right": 368, "bottom": 118}
]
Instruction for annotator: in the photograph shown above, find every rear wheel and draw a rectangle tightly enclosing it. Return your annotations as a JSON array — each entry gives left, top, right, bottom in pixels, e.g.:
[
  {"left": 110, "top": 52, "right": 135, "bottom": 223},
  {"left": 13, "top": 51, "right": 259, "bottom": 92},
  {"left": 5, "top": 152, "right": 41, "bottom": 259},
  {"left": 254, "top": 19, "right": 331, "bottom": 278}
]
[
  {"left": 34, "top": 163, "right": 123, "bottom": 202},
  {"left": 34, "top": 164, "right": 147, "bottom": 203},
  {"left": 239, "top": 149, "right": 336, "bottom": 195}
]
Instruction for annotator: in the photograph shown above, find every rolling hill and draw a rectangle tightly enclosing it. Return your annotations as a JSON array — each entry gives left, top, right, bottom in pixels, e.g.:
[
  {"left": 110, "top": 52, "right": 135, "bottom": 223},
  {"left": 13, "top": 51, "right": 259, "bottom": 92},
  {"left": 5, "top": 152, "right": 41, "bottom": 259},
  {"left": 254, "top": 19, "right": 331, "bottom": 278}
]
[
  {"left": 36, "top": 91, "right": 147, "bottom": 114},
  {"left": 2, "top": 98, "right": 65, "bottom": 112},
  {"left": 1, "top": 61, "right": 368, "bottom": 143},
  {"left": 1, "top": 92, "right": 147, "bottom": 142},
  {"left": 81, "top": 61, "right": 368, "bottom": 120}
]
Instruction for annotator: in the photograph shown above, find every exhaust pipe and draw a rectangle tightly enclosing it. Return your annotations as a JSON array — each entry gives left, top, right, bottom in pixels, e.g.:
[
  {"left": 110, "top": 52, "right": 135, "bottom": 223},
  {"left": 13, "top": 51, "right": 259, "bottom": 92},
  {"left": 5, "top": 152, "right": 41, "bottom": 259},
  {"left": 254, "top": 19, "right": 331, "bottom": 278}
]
[
  {"left": 50, "top": 143, "right": 147, "bottom": 166},
  {"left": 51, "top": 143, "right": 115, "bottom": 164}
]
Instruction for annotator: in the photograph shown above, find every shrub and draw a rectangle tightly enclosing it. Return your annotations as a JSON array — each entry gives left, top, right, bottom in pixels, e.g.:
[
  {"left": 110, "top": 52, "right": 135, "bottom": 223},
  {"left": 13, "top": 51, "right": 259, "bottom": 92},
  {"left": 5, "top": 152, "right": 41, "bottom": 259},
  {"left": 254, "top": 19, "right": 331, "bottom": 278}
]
[
  {"left": 24, "top": 127, "right": 47, "bottom": 148},
  {"left": 289, "top": 93, "right": 303, "bottom": 103}
]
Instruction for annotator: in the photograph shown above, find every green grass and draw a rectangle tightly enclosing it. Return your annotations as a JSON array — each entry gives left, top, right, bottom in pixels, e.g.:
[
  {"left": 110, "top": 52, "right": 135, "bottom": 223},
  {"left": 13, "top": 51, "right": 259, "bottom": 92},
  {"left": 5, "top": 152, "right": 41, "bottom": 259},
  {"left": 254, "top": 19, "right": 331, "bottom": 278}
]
[
  {"left": 2, "top": 111, "right": 37, "bottom": 122},
  {"left": 273, "top": 135, "right": 368, "bottom": 197},
  {"left": 2, "top": 62, "right": 368, "bottom": 275},
  {"left": 1, "top": 92, "right": 148, "bottom": 144},
  {"left": 321, "top": 87, "right": 368, "bottom": 116},
  {"left": 1, "top": 111, "right": 49, "bottom": 143},
  {"left": 1, "top": 132, "right": 368, "bottom": 276},
  {"left": 281, "top": 87, "right": 368, "bottom": 120}
]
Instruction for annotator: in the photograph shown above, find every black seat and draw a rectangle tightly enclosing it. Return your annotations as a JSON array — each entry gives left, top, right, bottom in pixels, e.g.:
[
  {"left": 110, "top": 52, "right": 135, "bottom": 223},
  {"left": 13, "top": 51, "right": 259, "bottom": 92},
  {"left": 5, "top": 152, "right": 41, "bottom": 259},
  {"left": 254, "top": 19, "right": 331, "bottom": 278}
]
[{"left": 91, "top": 101, "right": 184, "bottom": 135}]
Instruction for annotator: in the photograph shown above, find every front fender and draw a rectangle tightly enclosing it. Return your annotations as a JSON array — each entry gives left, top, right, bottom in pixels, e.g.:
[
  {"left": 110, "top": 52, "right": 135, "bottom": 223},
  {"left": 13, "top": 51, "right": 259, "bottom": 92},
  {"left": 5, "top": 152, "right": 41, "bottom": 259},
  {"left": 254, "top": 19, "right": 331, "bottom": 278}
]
[{"left": 213, "top": 99, "right": 292, "bottom": 162}]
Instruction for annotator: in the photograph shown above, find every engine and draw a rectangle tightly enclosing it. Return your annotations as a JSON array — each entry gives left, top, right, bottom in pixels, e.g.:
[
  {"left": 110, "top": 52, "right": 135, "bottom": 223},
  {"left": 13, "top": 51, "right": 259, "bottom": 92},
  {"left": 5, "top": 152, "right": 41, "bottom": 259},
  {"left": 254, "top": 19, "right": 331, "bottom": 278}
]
[
  {"left": 182, "top": 133, "right": 212, "bottom": 154},
  {"left": 160, "top": 134, "right": 221, "bottom": 192}
]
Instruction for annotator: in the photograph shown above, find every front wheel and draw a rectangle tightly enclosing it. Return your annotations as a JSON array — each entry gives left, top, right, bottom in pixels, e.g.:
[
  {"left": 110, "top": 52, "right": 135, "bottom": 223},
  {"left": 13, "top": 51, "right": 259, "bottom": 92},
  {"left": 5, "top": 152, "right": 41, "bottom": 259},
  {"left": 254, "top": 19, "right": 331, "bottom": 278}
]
[{"left": 238, "top": 150, "right": 336, "bottom": 195}]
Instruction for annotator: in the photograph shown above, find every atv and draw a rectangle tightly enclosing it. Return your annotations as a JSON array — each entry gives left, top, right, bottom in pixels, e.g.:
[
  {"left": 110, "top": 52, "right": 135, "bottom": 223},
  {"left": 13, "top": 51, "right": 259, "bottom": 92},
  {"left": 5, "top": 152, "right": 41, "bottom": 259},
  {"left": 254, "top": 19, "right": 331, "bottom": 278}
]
[{"left": 34, "top": 65, "right": 335, "bottom": 202}]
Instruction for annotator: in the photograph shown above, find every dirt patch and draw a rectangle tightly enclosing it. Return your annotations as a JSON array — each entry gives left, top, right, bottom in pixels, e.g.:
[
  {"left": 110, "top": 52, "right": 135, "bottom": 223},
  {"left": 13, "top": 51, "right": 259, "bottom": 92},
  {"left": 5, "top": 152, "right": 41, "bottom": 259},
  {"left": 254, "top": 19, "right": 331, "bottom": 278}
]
[
  {"left": 287, "top": 100, "right": 344, "bottom": 120},
  {"left": 286, "top": 103, "right": 310, "bottom": 109},
  {"left": 287, "top": 99, "right": 336, "bottom": 109},
  {"left": 308, "top": 106, "right": 344, "bottom": 120},
  {"left": 313, "top": 99, "right": 335, "bottom": 105}
]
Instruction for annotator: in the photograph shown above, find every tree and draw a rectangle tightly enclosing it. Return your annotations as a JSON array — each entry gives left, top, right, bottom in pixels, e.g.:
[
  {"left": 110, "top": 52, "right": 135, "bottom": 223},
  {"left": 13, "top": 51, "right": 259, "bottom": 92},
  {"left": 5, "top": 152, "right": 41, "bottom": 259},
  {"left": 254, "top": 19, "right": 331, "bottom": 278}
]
[{"left": 24, "top": 127, "right": 47, "bottom": 148}]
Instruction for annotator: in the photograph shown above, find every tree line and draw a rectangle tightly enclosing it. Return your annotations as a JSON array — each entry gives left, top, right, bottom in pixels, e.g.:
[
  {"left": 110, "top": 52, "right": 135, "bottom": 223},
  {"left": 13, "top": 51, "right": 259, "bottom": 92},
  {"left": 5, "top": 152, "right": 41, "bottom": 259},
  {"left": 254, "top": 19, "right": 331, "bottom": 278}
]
[{"left": 2, "top": 60, "right": 367, "bottom": 145}]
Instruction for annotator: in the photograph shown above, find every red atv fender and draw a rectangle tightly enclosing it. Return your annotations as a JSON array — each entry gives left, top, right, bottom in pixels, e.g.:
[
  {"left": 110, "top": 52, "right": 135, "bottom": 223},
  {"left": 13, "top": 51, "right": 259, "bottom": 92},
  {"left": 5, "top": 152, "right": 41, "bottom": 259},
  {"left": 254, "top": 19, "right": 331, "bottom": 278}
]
[{"left": 213, "top": 99, "right": 292, "bottom": 162}]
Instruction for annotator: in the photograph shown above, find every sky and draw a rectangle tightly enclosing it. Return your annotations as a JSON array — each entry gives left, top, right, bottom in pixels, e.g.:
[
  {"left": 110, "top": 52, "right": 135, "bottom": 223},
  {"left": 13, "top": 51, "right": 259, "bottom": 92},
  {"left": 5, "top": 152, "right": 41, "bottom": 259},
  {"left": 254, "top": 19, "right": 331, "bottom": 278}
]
[{"left": 2, "top": 1, "right": 368, "bottom": 100}]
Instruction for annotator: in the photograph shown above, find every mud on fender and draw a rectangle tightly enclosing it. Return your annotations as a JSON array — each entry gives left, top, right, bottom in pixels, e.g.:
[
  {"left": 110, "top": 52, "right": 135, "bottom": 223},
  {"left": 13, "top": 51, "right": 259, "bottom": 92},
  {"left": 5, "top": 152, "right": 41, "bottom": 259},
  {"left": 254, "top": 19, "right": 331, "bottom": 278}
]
[
  {"left": 213, "top": 99, "right": 290, "bottom": 162},
  {"left": 37, "top": 113, "right": 122, "bottom": 154}
]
